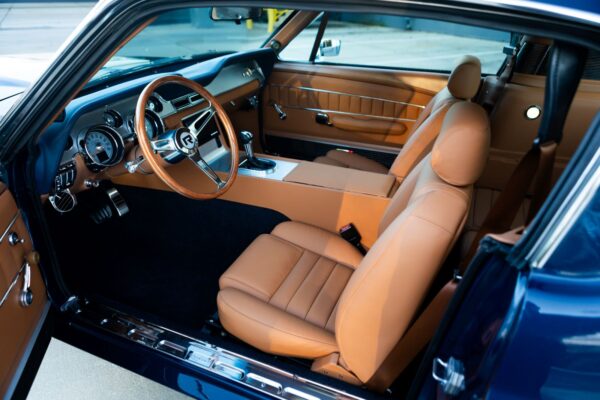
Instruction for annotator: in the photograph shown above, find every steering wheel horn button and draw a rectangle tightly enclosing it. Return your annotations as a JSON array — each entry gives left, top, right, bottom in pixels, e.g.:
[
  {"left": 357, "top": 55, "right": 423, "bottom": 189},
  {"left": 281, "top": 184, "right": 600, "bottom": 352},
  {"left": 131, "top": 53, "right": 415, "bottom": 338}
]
[{"left": 174, "top": 128, "right": 199, "bottom": 155}]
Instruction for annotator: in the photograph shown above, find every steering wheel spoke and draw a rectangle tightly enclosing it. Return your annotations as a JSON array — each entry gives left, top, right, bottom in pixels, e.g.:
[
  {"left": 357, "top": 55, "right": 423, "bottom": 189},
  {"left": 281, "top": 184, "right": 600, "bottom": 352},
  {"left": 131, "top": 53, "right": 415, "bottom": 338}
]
[
  {"left": 151, "top": 137, "right": 177, "bottom": 153},
  {"left": 136, "top": 75, "right": 238, "bottom": 200},
  {"left": 188, "top": 151, "right": 225, "bottom": 189},
  {"left": 189, "top": 106, "right": 216, "bottom": 138}
]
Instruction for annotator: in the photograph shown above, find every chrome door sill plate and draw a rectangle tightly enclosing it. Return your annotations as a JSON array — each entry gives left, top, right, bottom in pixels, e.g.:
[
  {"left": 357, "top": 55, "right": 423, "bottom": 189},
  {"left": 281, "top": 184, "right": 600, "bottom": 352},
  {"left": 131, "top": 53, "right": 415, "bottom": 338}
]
[{"left": 76, "top": 302, "right": 363, "bottom": 400}]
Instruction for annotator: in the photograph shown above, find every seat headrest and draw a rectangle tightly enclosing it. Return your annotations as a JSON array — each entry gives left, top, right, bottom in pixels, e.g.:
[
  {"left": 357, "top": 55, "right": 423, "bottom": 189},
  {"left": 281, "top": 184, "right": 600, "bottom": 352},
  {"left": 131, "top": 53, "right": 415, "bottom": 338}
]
[
  {"left": 431, "top": 102, "right": 490, "bottom": 186},
  {"left": 447, "top": 55, "right": 482, "bottom": 100}
]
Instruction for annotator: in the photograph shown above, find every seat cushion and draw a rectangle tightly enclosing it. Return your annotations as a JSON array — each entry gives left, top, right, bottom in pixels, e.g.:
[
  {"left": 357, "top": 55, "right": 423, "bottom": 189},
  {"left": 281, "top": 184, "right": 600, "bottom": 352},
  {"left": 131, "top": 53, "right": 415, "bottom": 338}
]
[
  {"left": 218, "top": 221, "right": 363, "bottom": 359},
  {"left": 314, "top": 150, "right": 389, "bottom": 174}
]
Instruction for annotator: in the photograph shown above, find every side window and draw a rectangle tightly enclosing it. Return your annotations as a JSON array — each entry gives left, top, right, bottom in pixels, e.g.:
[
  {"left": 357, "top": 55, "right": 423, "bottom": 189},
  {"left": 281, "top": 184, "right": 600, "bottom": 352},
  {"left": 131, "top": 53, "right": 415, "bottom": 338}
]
[{"left": 280, "top": 13, "right": 510, "bottom": 74}]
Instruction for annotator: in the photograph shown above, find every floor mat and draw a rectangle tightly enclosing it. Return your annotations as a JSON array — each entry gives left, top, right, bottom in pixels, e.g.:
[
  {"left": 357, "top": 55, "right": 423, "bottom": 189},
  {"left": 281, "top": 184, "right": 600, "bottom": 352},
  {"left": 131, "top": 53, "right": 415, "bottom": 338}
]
[{"left": 45, "top": 184, "right": 289, "bottom": 330}]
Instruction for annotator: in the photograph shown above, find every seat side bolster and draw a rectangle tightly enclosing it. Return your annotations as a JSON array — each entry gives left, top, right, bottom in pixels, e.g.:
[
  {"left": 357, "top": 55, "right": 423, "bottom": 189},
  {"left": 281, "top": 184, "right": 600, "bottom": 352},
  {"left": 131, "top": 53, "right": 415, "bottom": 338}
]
[{"left": 335, "top": 187, "right": 470, "bottom": 383}]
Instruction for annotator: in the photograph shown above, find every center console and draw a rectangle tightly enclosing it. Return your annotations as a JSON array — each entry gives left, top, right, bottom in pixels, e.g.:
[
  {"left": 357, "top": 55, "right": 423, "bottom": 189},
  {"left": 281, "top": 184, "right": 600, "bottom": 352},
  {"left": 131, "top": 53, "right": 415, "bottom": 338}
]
[{"left": 114, "top": 130, "right": 396, "bottom": 247}]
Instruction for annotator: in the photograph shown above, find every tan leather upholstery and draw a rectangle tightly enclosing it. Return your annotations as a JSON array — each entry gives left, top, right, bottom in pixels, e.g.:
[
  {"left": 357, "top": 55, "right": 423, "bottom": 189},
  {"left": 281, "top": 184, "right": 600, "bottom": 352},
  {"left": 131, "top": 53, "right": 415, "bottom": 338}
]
[
  {"left": 314, "top": 56, "right": 482, "bottom": 179},
  {"left": 217, "top": 101, "right": 490, "bottom": 385},
  {"left": 283, "top": 161, "right": 395, "bottom": 197},
  {"left": 313, "top": 150, "right": 389, "bottom": 174},
  {"left": 446, "top": 55, "right": 482, "bottom": 100},
  {"left": 459, "top": 187, "right": 530, "bottom": 258},
  {"left": 430, "top": 102, "right": 490, "bottom": 186},
  {"left": 218, "top": 221, "right": 362, "bottom": 359}
]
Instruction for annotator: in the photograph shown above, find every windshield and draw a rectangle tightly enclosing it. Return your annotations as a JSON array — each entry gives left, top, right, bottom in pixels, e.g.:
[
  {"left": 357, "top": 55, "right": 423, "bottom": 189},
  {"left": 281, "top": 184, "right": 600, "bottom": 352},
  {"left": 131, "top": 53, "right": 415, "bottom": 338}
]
[{"left": 90, "top": 7, "right": 291, "bottom": 85}]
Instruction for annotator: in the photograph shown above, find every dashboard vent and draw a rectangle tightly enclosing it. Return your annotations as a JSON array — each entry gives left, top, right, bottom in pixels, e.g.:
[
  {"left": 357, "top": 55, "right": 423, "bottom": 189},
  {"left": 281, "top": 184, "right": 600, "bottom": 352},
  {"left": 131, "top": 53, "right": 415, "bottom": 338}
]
[{"left": 172, "top": 97, "right": 190, "bottom": 109}]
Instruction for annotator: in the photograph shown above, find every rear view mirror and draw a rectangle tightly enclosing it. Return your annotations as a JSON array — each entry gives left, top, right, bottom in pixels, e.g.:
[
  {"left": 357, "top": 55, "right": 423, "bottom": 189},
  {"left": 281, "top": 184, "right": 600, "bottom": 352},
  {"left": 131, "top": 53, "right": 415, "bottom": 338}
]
[
  {"left": 319, "top": 39, "right": 342, "bottom": 57},
  {"left": 210, "top": 7, "right": 262, "bottom": 22}
]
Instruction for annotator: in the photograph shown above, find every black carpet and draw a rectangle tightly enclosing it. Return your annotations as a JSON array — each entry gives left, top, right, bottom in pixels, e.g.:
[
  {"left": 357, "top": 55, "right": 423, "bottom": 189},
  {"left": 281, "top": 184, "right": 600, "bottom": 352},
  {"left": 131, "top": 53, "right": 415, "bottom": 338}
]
[
  {"left": 45, "top": 184, "right": 408, "bottom": 398},
  {"left": 45, "top": 185, "right": 289, "bottom": 331}
]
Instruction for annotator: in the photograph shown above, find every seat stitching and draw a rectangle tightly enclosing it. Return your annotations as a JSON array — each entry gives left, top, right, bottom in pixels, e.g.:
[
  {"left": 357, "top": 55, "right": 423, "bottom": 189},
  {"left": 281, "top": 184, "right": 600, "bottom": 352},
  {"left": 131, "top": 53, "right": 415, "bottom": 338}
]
[
  {"left": 304, "top": 260, "right": 338, "bottom": 322},
  {"left": 284, "top": 253, "right": 320, "bottom": 312},
  {"left": 221, "top": 276, "right": 271, "bottom": 300},
  {"left": 268, "top": 247, "right": 306, "bottom": 303},
  {"left": 323, "top": 266, "right": 352, "bottom": 329},
  {"left": 220, "top": 293, "right": 337, "bottom": 347}
]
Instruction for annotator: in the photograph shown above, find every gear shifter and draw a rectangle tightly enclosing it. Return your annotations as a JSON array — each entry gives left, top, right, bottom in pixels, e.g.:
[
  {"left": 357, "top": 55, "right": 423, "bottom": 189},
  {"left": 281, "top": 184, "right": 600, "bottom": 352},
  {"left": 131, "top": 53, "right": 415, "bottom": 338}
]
[{"left": 239, "top": 131, "right": 276, "bottom": 172}]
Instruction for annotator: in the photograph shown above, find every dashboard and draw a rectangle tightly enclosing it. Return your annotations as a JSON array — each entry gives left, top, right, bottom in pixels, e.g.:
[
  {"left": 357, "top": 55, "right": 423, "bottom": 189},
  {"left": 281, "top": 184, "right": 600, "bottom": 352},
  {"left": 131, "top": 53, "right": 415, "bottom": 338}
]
[{"left": 42, "top": 50, "right": 273, "bottom": 212}]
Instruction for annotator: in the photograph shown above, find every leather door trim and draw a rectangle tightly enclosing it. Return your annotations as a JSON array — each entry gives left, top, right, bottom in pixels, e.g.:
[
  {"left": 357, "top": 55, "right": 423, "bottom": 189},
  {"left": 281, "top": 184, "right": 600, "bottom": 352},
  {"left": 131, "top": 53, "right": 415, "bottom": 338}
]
[{"left": 263, "top": 62, "right": 447, "bottom": 151}]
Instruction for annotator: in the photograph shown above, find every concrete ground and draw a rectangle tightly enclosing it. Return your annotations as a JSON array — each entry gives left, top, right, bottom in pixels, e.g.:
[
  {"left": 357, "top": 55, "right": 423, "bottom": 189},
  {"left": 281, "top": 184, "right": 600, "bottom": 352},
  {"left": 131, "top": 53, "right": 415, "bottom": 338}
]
[
  {"left": 27, "top": 339, "right": 191, "bottom": 400},
  {"left": 0, "top": 2, "right": 95, "bottom": 85}
]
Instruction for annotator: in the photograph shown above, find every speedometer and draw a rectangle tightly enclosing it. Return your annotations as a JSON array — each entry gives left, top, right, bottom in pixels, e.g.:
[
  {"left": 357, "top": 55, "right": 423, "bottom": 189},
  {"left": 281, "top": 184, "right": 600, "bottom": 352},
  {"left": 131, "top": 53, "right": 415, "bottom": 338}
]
[{"left": 81, "top": 126, "right": 125, "bottom": 169}]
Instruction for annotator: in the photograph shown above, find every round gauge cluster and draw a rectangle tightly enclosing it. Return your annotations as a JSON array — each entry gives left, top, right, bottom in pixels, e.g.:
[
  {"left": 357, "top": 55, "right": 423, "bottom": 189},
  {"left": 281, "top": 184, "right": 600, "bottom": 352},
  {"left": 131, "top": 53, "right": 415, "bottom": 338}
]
[
  {"left": 127, "top": 109, "right": 164, "bottom": 139},
  {"left": 81, "top": 125, "right": 125, "bottom": 169}
]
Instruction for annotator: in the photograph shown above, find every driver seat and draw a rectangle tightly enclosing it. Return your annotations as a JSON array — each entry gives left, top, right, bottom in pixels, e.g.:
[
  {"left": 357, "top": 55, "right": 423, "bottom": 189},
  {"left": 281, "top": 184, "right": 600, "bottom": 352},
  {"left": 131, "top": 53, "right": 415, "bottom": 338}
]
[{"left": 217, "top": 102, "right": 490, "bottom": 386}]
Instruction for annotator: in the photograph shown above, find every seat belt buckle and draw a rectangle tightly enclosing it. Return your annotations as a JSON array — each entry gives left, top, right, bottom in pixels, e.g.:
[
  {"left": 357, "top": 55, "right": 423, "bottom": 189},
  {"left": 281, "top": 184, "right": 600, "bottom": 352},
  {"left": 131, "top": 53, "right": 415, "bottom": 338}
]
[{"left": 339, "top": 223, "right": 366, "bottom": 255}]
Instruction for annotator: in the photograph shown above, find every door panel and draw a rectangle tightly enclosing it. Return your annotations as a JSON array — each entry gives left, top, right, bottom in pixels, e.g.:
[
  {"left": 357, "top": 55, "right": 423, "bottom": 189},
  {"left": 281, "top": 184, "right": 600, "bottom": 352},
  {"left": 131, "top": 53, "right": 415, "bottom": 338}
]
[
  {"left": 262, "top": 62, "right": 447, "bottom": 153},
  {"left": 0, "top": 184, "right": 48, "bottom": 397},
  {"left": 478, "top": 73, "right": 600, "bottom": 191}
]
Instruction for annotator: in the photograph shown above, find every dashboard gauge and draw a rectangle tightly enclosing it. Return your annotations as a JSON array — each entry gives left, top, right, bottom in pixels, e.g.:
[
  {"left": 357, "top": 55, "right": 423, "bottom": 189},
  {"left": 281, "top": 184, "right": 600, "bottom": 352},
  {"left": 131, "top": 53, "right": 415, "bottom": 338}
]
[
  {"left": 103, "top": 109, "right": 123, "bottom": 128},
  {"left": 81, "top": 125, "right": 124, "bottom": 169},
  {"left": 138, "top": 109, "right": 164, "bottom": 139},
  {"left": 146, "top": 96, "right": 163, "bottom": 113}
]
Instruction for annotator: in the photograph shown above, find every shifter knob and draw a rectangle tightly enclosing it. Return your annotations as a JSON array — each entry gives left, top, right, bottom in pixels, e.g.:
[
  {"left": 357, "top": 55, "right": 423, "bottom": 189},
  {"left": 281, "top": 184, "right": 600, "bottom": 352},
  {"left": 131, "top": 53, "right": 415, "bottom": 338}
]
[
  {"left": 239, "top": 130, "right": 253, "bottom": 145},
  {"left": 239, "top": 130, "right": 255, "bottom": 159}
]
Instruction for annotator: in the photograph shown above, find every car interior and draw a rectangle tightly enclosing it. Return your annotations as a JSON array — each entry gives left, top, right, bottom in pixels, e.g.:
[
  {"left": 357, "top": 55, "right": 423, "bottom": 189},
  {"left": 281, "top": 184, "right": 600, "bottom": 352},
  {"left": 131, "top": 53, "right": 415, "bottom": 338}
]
[{"left": 4, "top": 6, "right": 600, "bottom": 399}]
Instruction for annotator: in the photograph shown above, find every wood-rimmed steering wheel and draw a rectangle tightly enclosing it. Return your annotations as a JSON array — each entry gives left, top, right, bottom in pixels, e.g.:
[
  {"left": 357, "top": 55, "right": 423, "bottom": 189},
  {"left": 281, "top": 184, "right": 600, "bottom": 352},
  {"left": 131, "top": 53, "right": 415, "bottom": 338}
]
[{"left": 135, "top": 75, "right": 239, "bottom": 200}]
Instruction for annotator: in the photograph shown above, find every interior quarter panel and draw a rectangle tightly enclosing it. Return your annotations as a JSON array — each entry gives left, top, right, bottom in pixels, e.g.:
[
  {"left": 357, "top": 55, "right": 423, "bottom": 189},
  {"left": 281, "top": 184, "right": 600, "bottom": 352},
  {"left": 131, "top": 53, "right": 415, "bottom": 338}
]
[
  {"left": 262, "top": 62, "right": 448, "bottom": 153},
  {"left": 478, "top": 73, "right": 600, "bottom": 191},
  {"left": 0, "top": 185, "right": 48, "bottom": 398}
]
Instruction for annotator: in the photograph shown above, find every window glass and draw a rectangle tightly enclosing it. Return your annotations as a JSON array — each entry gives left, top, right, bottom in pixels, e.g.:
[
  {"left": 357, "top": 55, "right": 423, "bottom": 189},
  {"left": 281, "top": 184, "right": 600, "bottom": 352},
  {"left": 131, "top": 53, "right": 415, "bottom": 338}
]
[
  {"left": 90, "top": 7, "right": 292, "bottom": 84},
  {"left": 281, "top": 14, "right": 510, "bottom": 74},
  {"left": 278, "top": 15, "right": 322, "bottom": 61}
]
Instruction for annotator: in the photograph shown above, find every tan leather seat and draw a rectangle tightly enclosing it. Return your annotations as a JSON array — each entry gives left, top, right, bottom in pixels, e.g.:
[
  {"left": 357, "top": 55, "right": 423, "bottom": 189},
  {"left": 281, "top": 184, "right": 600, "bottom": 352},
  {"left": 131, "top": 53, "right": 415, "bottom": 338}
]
[
  {"left": 314, "top": 55, "right": 482, "bottom": 182},
  {"left": 217, "top": 102, "right": 490, "bottom": 386}
]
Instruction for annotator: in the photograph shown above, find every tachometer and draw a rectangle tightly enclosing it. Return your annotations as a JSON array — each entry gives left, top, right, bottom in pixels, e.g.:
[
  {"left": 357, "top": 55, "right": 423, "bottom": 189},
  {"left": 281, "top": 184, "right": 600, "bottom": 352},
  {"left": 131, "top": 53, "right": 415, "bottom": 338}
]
[
  {"left": 128, "top": 109, "right": 164, "bottom": 139},
  {"left": 81, "top": 125, "right": 125, "bottom": 169}
]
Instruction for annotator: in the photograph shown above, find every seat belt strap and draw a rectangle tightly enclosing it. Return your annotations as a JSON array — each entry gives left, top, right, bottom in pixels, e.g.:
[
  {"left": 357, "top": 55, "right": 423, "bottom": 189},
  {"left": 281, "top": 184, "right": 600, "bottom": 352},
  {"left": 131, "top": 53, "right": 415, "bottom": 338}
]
[
  {"left": 527, "top": 141, "right": 557, "bottom": 222},
  {"left": 365, "top": 280, "right": 458, "bottom": 392},
  {"left": 459, "top": 140, "right": 557, "bottom": 273}
]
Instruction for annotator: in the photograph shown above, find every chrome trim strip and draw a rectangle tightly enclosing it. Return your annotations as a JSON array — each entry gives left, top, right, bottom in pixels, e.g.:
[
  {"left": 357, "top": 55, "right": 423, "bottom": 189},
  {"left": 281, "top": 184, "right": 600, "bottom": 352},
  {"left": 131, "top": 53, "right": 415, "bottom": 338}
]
[
  {"left": 271, "top": 83, "right": 426, "bottom": 109},
  {"left": 76, "top": 303, "right": 364, "bottom": 400},
  {"left": 0, "top": 262, "right": 27, "bottom": 308},
  {"left": 281, "top": 105, "right": 417, "bottom": 122},
  {"left": 0, "top": 212, "right": 20, "bottom": 243},
  {"left": 527, "top": 147, "right": 600, "bottom": 269},
  {"left": 453, "top": 0, "right": 600, "bottom": 26}
]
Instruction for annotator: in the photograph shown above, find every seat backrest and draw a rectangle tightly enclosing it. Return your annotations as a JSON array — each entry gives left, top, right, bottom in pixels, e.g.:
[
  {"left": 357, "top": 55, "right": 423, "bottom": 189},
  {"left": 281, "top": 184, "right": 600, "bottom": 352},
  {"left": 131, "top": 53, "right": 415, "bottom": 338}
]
[
  {"left": 335, "top": 102, "right": 490, "bottom": 383},
  {"left": 388, "top": 55, "right": 482, "bottom": 182}
]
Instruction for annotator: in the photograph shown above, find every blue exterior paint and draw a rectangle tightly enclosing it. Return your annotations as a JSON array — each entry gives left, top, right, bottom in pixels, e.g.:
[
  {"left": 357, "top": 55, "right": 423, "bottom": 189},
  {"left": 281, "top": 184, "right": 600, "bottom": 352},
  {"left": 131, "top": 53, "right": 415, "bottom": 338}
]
[
  {"left": 488, "top": 190, "right": 600, "bottom": 399},
  {"left": 419, "top": 189, "right": 600, "bottom": 398}
]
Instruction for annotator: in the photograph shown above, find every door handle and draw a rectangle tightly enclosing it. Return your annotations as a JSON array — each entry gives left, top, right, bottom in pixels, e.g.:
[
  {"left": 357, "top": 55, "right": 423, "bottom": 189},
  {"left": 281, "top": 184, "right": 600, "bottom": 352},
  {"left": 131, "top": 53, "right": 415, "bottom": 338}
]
[{"left": 315, "top": 112, "right": 332, "bottom": 126}]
